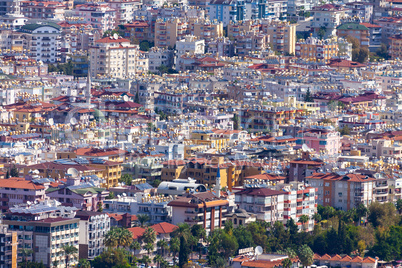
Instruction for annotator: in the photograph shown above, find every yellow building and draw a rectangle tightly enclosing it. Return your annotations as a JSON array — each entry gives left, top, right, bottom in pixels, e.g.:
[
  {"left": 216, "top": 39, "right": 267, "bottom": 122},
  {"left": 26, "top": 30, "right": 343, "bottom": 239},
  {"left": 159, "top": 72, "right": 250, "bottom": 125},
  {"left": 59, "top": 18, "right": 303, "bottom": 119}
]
[
  {"left": 190, "top": 18, "right": 223, "bottom": 42},
  {"left": 154, "top": 18, "right": 188, "bottom": 48},
  {"left": 161, "top": 157, "right": 265, "bottom": 190},
  {"left": 295, "top": 36, "right": 338, "bottom": 64},
  {"left": 262, "top": 21, "right": 297, "bottom": 55},
  {"left": 88, "top": 160, "right": 122, "bottom": 188},
  {"left": 189, "top": 130, "right": 228, "bottom": 151}
]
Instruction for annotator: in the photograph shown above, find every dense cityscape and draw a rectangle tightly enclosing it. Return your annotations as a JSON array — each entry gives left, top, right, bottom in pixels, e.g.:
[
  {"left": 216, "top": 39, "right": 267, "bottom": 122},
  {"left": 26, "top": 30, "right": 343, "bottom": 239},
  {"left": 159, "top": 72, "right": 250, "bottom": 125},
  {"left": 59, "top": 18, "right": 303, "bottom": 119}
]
[{"left": 0, "top": 0, "right": 401, "bottom": 267}]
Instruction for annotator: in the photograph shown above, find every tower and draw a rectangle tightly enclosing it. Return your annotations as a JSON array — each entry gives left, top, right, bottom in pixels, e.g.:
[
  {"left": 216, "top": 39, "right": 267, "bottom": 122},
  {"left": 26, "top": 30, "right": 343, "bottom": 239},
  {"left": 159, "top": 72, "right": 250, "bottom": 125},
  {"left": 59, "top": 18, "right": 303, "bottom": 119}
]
[{"left": 214, "top": 165, "right": 221, "bottom": 197}]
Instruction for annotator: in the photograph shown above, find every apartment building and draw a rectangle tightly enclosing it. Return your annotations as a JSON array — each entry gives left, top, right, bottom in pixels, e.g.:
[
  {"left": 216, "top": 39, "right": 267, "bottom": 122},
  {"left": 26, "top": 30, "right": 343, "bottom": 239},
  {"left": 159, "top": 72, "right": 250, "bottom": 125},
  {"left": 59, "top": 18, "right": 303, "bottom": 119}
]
[
  {"left": 390, "top": 34, "right": 402, "bottom": 60},
  {"left": 360, "top": 22, "right": 381, "bottom": 52},
  {"left": 357, "top": 139, "right": 402, "bottom": 159},
  {"left": 4, "top": 214, "right": 80, "bottom": 268},
  {"left": 65, "top": 4, "right": 116, "bottom": 34},
  {"left": 106, "top": 0, "right": 141, "bottom": 24},
  {"left": 19, "top": 22, "right": 61, "bottom": 64},
  {"left": 295, "top": 37, "right": 338, "bottom": 64},
  {"left": 207, "top": 0, "right": 239, "bottom": 27},
  {"left": 227, "top": 20, "right": 259, "bottom": 38},
  {"left": 234, "top": 33, "right": 269, "bottom": 56},
  {"left": 0, "top": 224, "right": 17, "bottom": 268},
  {"left": 235, "top": 182, "right": 316, "bottom": 231},
  {"left": 289, "top": 151, "right": 324, "bottom": 182},
  {"left": 306, "top": 172, "right": 375, "bottom": 210},
  {"left": 0, "top": 177, "right": 46, "bottom": 213},
  {"left": 235, "top": 187, "right": 285, "bottom": 222},
  {"left": 190, "top": 18, "right": 224, "bottom": 42},
  {"left": 207, "top": 37, "right": 235, "bottom": 57},
  {"left": 148, "top": 47, "right": 174, "bottom": 74},
  {"left": 261, "top": 20, "right": 296, "bottom": 55},
  {"left": 168, "top": 191, "right": 229, "bottom": 234},
  {"left": 75, "top": 211, "right": 110, "bottom": 260},
  {"left": 239, "top": 107, "right": 303, "bottom": 132},
  {"left": 310, "top": 4, "right": 346, "bottom": 38},
  {"left": 20, "top": 1, "right": 65, "bottom": 20},
  {"left": 337, "top": 23, "right": 369, "bottom": 48},
  {"left": 296, "top": 126, "right": 341, "bottom": 155},
  {"left": 89, "top": 35, "right": 142, "bottom": 79},
  {"left": 374, "top": 17, "right": 402, "bottom": 45},
  {"left": 124, "top": 20, "right": 153, "bottom": 43},
  {"left": 154, "top": 18, "right": 187, "bottom": 48}
]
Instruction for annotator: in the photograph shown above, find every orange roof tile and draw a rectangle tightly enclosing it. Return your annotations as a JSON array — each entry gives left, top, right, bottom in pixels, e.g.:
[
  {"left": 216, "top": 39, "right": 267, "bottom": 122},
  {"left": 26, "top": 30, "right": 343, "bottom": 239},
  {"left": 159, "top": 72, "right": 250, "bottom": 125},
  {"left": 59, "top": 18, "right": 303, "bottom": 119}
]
[
  {"left": 0, "top": 178, "right": 45, "bottom": 190},
  {"left": 127, "top": 227, "right": 146, "bottom": 239},
  {"left": 150, "top": 222, "right": 178, "bottom": 234}
]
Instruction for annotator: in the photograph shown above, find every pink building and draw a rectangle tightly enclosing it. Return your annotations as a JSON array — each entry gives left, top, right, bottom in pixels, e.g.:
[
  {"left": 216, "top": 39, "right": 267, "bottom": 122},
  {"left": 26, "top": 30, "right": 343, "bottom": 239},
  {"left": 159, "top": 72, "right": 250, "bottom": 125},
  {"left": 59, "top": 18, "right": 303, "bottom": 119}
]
[
  {"left": 297, "top": 126, "right": 341, "bottom": 155},
  {"left": 0, "top": 177, "right": 46, "bottom": 212}
]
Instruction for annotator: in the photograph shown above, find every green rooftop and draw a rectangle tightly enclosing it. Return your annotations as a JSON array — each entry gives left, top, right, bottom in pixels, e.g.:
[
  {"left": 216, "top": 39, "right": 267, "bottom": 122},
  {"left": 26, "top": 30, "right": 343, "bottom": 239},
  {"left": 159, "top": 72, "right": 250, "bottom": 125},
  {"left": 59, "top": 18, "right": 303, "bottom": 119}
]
[
  {"left": 20, "top": 22, "right": 61, "bottom": 32},
  {"left": 337, "top": 23, "right": 369, "bottom": 31}
]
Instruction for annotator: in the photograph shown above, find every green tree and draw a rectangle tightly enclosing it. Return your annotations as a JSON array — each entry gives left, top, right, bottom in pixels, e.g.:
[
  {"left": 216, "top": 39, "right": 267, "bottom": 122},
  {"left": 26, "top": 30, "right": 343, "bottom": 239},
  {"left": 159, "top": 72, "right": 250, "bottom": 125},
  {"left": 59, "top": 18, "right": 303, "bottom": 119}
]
[
  {"left": 93, "top": 248, "right": 130, "bottom": 268},
  {"left": 137, "top": 214, "right": 151, "bottom": 227},
  {"left": 282, "top": 258, "right": 293, "bottom": 268},
  {"left": 105, "top": 228, "right": 133, "bottom": 248},
  {"left": 368, "top": 202, "right": 399, "bottom": 229},
  {"left": 157, "top": 239, "right": 169, "bottom": 256},
  {"left": 221, "top": 232, "right": 238, "bottom": 259},
  {"left": 298, "top": 215, "right": 310, "bottom": 231},
  {"left": 154, "top": 254, "right": 164, "bottom": 268},
  {"left": 233, "top": 225, "right": 254, "bottom": 251},
  {"left": 119, "top": 174, "right": 133, "bottom": 185},
  {"left": 317, "top": 27, "right": 326, "bottom": 39},
  {"left": 232, "top": 114, "right": 240, "bottom": 130},
  {"left": 10, "top": 165, "right": 18, "bottom": 177},
  {"left": 376, "top": 43, "right": 389, "bottom": 59},
  {"left": 397, "top": 199, "right": 402, "bottom": 214},
  {"left": 170, "top": 237, "right": 180, "bottom": 265},
  {"left": 61, "top": 245, "right": 78, "bottom": 268},
  {"left": 312, "top": 213, "right": 322, "bottom": 223},
  {"left": 141, "top": 255, "right": 152, "bottom": 267},
  {"left": 78, "top": 259, "right": 91, "bottom": 268},
  {"left": 357, "top": 240, "right": 366, "bottom": 257},
  {"left": 144, "top": 242, "right": 155, "bottom": 255},
  {"left": 172, "top": 223, "right": 192, "bottom": 268},
  {"left": 297, "top": 245, "right": 314, "bottom": 268},
  {"left": 21, "top": 249, "right": 34, "bottom": 268},
  {"left": 143, "top": 227, "right": 157, "bottom": 245},
  {"left": 304, "top": 88, "right": 313, "bottom": 102},
  {"left": 357, "top": 47, "right": 369, "bottom": 63},
  {"left": 215, "top": 256, "right": 226, "bottom": 268},
  {"left": 151, "top": 179, "right": 161, "bottom": 188},
  {"left": 97, "top": 201, "right": 103, "bottom": 212},
  {"left": 130, "top": 240, "right": 141, "bottom": 256},
  {"left": 139, "top": 41, "right": 154, "bottom": 51},
  {"left": 340, "top": 125, "right": 351, "bottom": 135}
]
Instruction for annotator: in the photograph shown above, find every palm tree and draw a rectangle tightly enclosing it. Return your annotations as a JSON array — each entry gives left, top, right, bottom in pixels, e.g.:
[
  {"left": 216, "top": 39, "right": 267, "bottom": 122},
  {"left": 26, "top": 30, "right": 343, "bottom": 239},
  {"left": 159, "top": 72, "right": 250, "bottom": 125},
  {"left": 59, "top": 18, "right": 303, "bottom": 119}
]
[
  {"left": 21, "top": 248, "right": 34, "bottom": 268},
  {"left": 78, "top": 259, "right": 91, "bottom": 268},
  {"left": 170, "top": 237, "right": 180, "bottom": 265},
  {"left": 298, "top": 215, "right": 310, "bottom": 231},
  {"left": 105, "top": 228, "right": 133, "bottom": 248},
  {"left": 154, "top": 254, "right": 163, "bottom": 268},
  {"left": 157, "top": 239, "right": 168, "bottom": 256},
  {"left": 62, "top": 245, "right": 78, "bottom": 268},
  {"left": 137, "top": 214, "right": 151, "bottom": 227},
  {"left": 141, "top": 255, "right": 151, "bottom": 267},
  {"left": 144, "top": 242, "right": 155, "bottom": 256},
  {"left": 143, "top": 227, "right": 157, "bottom": 246},
  {"left": 130, "top": 240, "right": 142, "bottom": 256},
  {"left": 172, "top": 223, "right": 192, "bottom": 268}
]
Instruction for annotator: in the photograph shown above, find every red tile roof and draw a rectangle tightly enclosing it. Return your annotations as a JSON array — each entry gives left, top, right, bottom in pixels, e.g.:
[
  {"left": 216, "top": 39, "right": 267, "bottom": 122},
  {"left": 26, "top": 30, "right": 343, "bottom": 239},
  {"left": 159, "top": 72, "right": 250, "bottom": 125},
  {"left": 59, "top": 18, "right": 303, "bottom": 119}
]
[
  {"left": 127, "top": 227, "right": 146, "bottom": 239},
  {"left": 150, "top": 222, "right": 178, "bottom": 234},
  {"left": 95, "top": 36, "right": 131, "bottom": 43},
  {"left": 0, "top": 178, "right": 45, "bottom": 190}
]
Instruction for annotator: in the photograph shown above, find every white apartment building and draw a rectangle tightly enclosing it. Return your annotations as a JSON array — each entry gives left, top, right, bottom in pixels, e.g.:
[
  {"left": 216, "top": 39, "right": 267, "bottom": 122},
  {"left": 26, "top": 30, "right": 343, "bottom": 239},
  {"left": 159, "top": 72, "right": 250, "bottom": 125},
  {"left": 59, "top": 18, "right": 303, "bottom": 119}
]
[
  {"left": 148, "top": 47, "right": 174, "bottom": 74},
  {"left": 103, "top": 193, "right": 173, "bottom": 224},
  {"left": 106, "top": 0, "right": 142, "bottom": 24},
  {"left": 90, "top": 35, "right": 143, "bottom": 79},
  {"left": 175, "top": 35, "right": 205, "bottom": 71},
  {"left": 235, "top": 183, "right": 316, "bottom": 231},
  {"left": 311, "top": 4, "right": 346, "bottom": 38},
  {"left": 75, "top": 211, "right": 110, "bottom": 260},
  {"left": 20, "top": 22, "right": 61, "bottom": 63}
]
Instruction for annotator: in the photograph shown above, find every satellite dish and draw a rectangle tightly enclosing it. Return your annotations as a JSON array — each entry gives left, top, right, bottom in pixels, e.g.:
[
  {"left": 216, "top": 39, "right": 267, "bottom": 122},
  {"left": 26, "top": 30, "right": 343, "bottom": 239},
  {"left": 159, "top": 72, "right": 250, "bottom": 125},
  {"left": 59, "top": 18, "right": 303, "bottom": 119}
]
[
  {"left": 113, "top": 33, "right": 118, "bottom": 40},
  {"left": 255, "top": 246, "right": 263, "bottom": 255},
  {"left": 67, "top": 168, "right": 79, "bottom": 178},
  {"left": 302, "top": 144, "right": 310, "bottom": 152},
  {"left": 70, "top": 117, "right": 77, "bottom": 125},
  {"left": 48, "top": 118, "right": 54, "bottom": 126},
  {"left": 123, "top": 95, "right": 129, "bottom": 102}
]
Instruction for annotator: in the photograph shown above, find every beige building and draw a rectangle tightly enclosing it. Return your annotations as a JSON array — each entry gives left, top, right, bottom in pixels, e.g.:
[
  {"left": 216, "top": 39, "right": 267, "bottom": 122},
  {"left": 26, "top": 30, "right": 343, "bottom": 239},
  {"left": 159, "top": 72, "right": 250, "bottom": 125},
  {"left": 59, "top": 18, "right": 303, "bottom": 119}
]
[
  {"left": 295, "top": 36, "right": 338, "bottom": 64},
  {"left": 190, "top": 18, "right": 223, "bottom": 42},
  {"left": 227, "top": 20, "right": 260, "bottom": 38},
  {"left": 90, "top": 35, "right": 144, "bottom": 78},
  {"left": 262, "top": 20, "right": 297, "bottom": 55},
  {"left": 154, "top": 18, "right": 187, "bottom": 48}
]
